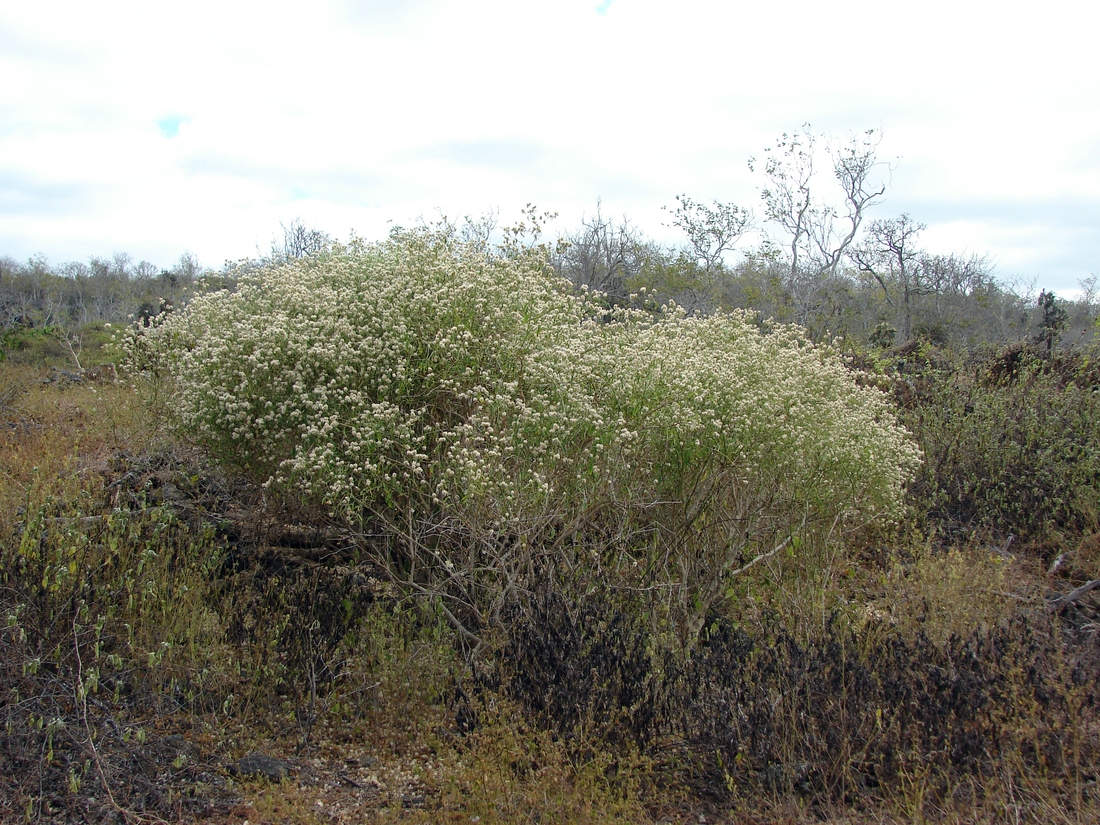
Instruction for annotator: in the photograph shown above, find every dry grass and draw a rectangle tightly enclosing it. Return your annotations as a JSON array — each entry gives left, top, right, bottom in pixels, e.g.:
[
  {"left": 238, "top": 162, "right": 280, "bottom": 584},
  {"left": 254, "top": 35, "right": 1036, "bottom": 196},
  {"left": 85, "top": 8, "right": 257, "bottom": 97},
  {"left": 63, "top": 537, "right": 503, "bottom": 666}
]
[
  {"left": 854, "top": 543, "right": 1040, "bottom": 644},
  {"left": 0, "top": 363, "right": 158, "bottom": 516},
  {"left": 2, "top": 362, "right": 1098, "bottom": 824}
]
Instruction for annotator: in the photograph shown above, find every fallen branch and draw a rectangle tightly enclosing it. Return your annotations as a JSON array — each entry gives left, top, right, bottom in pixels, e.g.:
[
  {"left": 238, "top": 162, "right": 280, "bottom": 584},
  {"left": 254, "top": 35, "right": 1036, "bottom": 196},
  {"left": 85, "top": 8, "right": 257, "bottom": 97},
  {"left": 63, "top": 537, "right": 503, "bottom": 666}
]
[{"left": 1047, "top": 580, "right": 1100, "bottom": 610}]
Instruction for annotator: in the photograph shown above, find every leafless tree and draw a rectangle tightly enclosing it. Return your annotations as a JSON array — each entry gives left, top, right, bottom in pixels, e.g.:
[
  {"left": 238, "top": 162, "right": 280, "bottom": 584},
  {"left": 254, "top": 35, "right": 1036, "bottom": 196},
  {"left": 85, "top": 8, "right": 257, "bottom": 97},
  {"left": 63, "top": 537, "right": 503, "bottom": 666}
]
[
  {"left": 750, "top": 125, "right": 887, "bottom": 324},
  {"left": 276, "top": 219, "right": 332, "bottom": 261},
  {"left": 134, "top": 260, "right": 158, "bottom": 279},
  {"left": 553, "top": 202, "right": 652, "bottom": 303},
  {"left": 459, "top": 210, "right": 499, "bottom": 254},
  {"left": 853, "top": 213, "right": 927, "bottom": 343},
  {"left": 111, "top": 252, "right": 132, "bottom": 281}
]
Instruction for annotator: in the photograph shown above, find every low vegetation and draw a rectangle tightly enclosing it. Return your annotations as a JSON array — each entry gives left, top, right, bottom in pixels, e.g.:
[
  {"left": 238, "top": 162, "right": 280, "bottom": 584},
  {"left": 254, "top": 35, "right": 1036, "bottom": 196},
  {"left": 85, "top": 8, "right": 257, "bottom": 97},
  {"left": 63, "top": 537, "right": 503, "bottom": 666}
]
[
  {"left": 128, "top": 228, "right": 919, "bottom": 653},
  {"left": 2, "top": 208, "right": 1099, "bottom": 822}
]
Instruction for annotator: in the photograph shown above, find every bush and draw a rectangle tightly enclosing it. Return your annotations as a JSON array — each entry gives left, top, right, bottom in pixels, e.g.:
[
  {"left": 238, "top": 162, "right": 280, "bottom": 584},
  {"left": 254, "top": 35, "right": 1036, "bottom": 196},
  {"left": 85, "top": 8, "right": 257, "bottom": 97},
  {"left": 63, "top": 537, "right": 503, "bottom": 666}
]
[
  {"left": 1, "top": 321, "right": 117, "bottom": 368},
  {"left": 498, "top": 587, "right": 1099, "bottom": 808},
  {"left": 1, "top": 325, "right": 69, "bottom": 365},
  {"left": 899, "top": 343, "right": 1100, "bottom": 550},
  {"left": 131, "top": 228, "right": 920, "bottom": 643}
]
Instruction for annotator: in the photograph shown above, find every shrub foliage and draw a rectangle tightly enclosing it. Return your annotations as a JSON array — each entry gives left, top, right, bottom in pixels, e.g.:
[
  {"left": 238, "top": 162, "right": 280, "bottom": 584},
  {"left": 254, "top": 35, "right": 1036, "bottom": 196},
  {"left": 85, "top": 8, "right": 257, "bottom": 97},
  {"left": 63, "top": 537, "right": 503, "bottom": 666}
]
[
  {"left": 132, "top": 228, "right": 920, "bottom": 642},
  {"left": 896, "top": 342, "right": 1100, "bottom": 549}
]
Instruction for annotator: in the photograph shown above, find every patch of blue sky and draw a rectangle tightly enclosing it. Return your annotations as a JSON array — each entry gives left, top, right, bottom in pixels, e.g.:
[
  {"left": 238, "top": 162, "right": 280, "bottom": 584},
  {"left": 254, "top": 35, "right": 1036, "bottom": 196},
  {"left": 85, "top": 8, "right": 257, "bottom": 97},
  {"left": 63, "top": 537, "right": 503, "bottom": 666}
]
[{"left": 157, "top": 116, "right": 184, "bottom": 138}]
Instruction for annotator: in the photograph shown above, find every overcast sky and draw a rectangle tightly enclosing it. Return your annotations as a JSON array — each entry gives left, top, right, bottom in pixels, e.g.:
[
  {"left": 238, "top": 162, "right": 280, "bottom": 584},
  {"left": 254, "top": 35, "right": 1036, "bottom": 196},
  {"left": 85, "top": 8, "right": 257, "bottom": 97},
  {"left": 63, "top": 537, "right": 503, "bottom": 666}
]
[{"left": 2, "top": 0, "right": 1097, "bottom": 295}]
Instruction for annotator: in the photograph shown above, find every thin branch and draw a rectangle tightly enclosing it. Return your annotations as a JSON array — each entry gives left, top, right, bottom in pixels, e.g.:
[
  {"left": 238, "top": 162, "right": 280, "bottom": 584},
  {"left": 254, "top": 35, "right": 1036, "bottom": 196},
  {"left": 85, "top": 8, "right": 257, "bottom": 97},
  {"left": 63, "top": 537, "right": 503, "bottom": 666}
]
[{"left": 728, "top": 535, "right": 792, "bottom": 578}]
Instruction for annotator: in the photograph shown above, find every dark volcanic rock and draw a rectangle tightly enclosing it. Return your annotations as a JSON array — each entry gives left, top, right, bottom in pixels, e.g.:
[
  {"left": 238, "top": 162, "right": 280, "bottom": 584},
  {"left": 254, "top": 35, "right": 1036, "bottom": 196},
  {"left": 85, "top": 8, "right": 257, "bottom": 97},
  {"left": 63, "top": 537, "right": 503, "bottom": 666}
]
[{"left": 230, "top": 752, "right": 292, "bottom": 781}]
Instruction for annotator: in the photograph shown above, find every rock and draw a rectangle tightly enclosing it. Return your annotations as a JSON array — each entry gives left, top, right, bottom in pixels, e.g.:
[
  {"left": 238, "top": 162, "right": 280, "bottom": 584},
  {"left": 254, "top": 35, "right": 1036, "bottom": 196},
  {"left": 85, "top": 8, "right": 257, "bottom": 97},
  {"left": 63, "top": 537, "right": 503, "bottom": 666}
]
[
  {"left": 230, "top": 753, "right": 292, "bottom": 781},
  {"left": 83, "top": 363, "right": 118, "bottom": 382},
  {"left": 48, "top": 367, "right": 84, "bottom": 384}
]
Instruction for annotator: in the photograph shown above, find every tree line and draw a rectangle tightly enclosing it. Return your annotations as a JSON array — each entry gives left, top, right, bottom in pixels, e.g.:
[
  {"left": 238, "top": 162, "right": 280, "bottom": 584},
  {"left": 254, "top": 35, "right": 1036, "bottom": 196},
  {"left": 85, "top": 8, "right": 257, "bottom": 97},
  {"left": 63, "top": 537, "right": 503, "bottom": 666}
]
[
  {"left": 3, "top": 128, "right": 1097, "bottom": 361},
  {"left": 547, "top": 126, "right": 1096, "bottom": 352}
]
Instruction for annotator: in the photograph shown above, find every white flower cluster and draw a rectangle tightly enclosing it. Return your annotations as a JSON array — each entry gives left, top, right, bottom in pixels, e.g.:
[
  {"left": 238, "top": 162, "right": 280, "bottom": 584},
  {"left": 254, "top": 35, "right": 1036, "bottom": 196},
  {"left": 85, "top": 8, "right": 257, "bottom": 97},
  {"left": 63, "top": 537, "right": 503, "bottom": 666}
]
[{"left": 133, "top": 228, "right": 921, "bottom": 564}]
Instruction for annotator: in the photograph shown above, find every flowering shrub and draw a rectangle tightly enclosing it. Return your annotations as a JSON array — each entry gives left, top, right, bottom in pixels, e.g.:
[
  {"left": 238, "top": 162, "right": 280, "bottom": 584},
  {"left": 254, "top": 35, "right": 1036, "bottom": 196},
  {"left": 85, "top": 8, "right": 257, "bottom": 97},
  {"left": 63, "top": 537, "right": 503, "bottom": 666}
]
[{"left": 131, "top": 228, "right": 921, "bottom": 639}]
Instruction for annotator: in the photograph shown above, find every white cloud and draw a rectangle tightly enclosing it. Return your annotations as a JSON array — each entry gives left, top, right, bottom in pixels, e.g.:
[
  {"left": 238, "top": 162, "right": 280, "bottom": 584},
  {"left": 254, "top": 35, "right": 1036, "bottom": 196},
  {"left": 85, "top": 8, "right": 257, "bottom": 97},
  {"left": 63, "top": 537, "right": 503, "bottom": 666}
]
[{"left": 1, "top": 0, "right": 1097, "bottom": 291}]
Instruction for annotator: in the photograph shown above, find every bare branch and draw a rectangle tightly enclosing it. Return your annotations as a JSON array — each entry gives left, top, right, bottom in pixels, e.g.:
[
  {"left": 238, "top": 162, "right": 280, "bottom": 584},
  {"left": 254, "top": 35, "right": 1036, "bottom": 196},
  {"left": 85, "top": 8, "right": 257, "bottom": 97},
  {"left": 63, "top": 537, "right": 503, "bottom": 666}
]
[
  {"left": 728, "top": 535, "right": 793, "bottom": 578},
  {"left": 1047, "top": 580, "right": 1100, "bottom": 610}
]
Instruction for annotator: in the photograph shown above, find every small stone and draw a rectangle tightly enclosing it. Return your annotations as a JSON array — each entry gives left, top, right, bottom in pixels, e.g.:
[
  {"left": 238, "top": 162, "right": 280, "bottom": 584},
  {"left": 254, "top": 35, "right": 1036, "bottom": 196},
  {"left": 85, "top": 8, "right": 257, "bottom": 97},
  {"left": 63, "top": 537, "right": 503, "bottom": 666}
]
[{"left": 231, "top": 753, "right": 292, "bottom": 781}]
